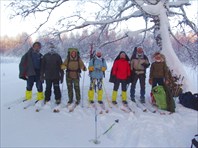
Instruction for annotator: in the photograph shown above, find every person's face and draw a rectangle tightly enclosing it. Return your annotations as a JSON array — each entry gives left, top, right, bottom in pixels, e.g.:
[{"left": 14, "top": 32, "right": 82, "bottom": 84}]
[
  {"left": 33, "top": 44, "right": 41, "bottom": 53},
  {"left": 71, "top": 51, "right": 77, "bottom": 58},
  {"left": 155, "top": 55, "right": 161, "bottom": 62},
  {"left": 137, "top": 48, "right": 143, "bottom": 54},
  {"left": 120, "top": 53, "right": 126, "bottom": 59},
  {"left": 96, "top": 52, "right": 102, "bottom": 58}
]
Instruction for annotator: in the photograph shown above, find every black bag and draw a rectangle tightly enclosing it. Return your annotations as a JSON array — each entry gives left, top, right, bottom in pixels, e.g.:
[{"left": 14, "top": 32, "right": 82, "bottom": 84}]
[
  {"left": 191, "top": 134, "right": 198, "bottom": 148},
  {"left": 179, "top": 92, "right": 198, "bottom": 111}
]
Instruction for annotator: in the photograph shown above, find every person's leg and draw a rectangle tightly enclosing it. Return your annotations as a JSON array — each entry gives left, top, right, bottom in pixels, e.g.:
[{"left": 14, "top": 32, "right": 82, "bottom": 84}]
[
  {"left": 45, "top": 79, "right": 52, "bottom": 102},
  {"left": 25, "top": 76, "right": 34, "bottom": 100},
  {"left": 88, "top": 78, "right": 95, "bottom": 103},
  {"left": 139, "top": 74, "right": 146, "bottom": 103},
  {"left": 73, "top": 78, "right": 81, "bottom": 104},
  {"left": 97, "top": 79, "right": 103, "bottom": 104},
  {"left": 112, "top": 80, "right": 120, "bottom": 104},
  {"left": 130, "top": 74, "right": 138, "bottom": 101},
  {"left": 53, "top": 79, "right": 61, "bottom": 104},
  {"left": 121, "top": 80, "right": 127, "bottom": 104},
  {"left": 66, "top": 77, "right": 73, "bottom": 103}
]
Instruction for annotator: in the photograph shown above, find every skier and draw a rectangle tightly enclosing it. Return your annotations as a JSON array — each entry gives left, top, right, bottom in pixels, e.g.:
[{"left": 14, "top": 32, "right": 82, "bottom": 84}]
[
  {"left": 149, "top": 52, "right": 175, "bottom": 112},
  {"left": 61, "top": 48, "right": 87, "bottom": 105},
  {"left": 149, "top": 52, "right": 169, "bottom": 88},
  {"left": 19, "top": 41, "right": 44, "bottom": 102},
  {"left": 109, "top": 51, "right": 131, "bottom": 105},
  {"left": 88, "top": 50, "right": 107, "bottom": 104},
  {"left": 130, "top": 47, "right": 150, "bottom": 103},
  {"left": 40, "top": 43, "right": 64, "bottom": 105}
]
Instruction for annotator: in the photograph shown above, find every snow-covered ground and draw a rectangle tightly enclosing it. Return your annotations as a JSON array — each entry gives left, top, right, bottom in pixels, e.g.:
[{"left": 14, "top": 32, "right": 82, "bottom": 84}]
[{"left": 1, "top": 57, "right": 197, "bottom": 147}]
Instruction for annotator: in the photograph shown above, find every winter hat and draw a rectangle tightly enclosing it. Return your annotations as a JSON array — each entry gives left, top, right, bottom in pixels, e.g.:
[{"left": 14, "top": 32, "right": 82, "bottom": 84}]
[
  {"left": 96, "top": 50, "right": 102, "bottom": 58},
  {"left": 32, "top": 42, "right": 41, "bottom": 48}
]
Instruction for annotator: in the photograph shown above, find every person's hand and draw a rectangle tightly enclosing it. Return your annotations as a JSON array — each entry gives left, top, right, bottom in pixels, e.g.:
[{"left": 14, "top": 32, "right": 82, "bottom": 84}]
[
  {"left": 83, "top": 67, "right": 87, "bottom": 71},
  {"left": 61, "top": 64, "right": 67, "bottom": 70},
  {"left": 101, "top": 67, "right": 106, "bottom": 72},
  {"left": 149, "top": 78, "right": 152, "bottom": 85}
]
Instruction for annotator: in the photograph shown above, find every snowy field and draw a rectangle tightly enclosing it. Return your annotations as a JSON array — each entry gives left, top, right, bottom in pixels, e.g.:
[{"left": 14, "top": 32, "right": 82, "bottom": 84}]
[{"left": 1, "top": 57, "right": 198, "bottom": 147}]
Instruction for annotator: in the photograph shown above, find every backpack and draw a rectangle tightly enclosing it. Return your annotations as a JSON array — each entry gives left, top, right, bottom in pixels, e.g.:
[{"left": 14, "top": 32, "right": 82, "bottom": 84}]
[
  {"left": 66, "top": 48, "right": 81, "bottom": 74},
  {"left": 151, "top": 85, "right": 167, "bottom": 110},
  {"left": 191, "top": 134, "right": 198, "bottom": 148},
  {"left": 179, "top": 92, "right": 198, "bottom": 111}
]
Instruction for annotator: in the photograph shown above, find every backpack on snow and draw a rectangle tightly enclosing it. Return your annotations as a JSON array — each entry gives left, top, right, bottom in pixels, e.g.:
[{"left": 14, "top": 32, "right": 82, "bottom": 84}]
[
  {"left": 151, "top": 85, "right": 167, "bottom": 110},
  {"left": 191, "top": 134, "right": 198, "bottom": 148},
  {"left": 179, "top": 92, "right": 198, "bottom": 111}
]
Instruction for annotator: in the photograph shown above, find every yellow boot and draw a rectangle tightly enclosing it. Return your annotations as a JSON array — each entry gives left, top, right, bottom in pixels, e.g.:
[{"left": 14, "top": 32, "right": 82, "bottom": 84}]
[
  {"left": 36, "top": 92, "right": 44, "bottom": 101},
  {"left": 25, "top": 90, "right": 32, "bottom": 100},
  {"left": 97, "top": 90, "right": 103, "bottom": 103},
  {"left": 88, "top": 90, "right": 94, "bottom": 102},
  {"left": 122, "top": 91, "right": 128, "bottom": 104},
  {"left": 112, "top": 90, "right": 117, "bottom": 102}
]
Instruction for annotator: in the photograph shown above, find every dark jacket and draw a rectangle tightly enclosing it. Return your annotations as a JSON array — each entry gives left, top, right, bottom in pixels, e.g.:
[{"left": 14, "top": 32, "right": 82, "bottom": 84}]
[
  {"left": 109, "top": 51, "right": 131, "bottom": 83},
  {"left": 149, "top": 62, "right": 169, "bottom": 80},
  {"left": 19, "top": 48, "right": 43, "bottom": 80},
  {"left": 41, "top": 50, "right": 64, "bottom": 81}
]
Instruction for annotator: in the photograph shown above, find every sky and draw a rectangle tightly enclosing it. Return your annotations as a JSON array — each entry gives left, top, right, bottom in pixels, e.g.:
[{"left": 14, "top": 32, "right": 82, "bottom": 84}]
[{"left": 0, "top": 0, "right": 197, "bottom": 41}]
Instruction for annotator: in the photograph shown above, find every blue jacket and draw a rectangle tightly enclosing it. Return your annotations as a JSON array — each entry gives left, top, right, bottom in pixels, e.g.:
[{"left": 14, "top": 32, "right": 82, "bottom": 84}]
[{"left": 89, "top": 57, "right": 107, "bottom": 79}]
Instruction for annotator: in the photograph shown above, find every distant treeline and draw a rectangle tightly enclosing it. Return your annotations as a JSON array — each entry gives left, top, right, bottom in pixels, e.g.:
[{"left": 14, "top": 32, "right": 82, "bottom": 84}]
[{"left": 0, "top": 30, "right": 197, "bottom": 66}]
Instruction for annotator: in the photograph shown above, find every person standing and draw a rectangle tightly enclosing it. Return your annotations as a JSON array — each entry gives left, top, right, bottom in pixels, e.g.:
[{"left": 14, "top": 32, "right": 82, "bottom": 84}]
[
  {"left": 109, "top": 51, "right": 131, "bottom": 105},
  {"left": 61, "top": 48, "right": 87, "bottom": 105},
  {"left": 40, "top": 43, "right": 64, "bottom": 105},
  {"left": 19, "top": 41, "right": 44, "bottom": 102},
  {"left": 149, "top": 52, "right": 169, "bottom": 88},
  {"left": 88, "top": 51, "right": 107, "bottom": 104},
  {"left": 130, "top": 47, "right": 150, "bottom": 103}
]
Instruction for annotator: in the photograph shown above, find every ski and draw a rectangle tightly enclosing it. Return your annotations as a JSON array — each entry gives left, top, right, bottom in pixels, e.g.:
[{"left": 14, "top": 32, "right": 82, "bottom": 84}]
[
  {"left": 35, "top": 101, "right": 45, "bottom": 112},
  {"left": 24, "top": 100, "right": 39, "bottom": 109},
  {"left": 98, "top": 103, "right": 109, "bottom": 113},
  {"left": 120, "top": 103, "right": 135, "bottom": 113},
  {"left": 53, "top": 103, "right": 64, "bottom": 113},
  {"left": 7, "top": 98, "right": 27, "bottom": 109},
  {"left": 135, "top": 101, "right": 147, "bottom": 112},
  {"left": 69, "top": 103, "right": 78, "bottom": 112}
]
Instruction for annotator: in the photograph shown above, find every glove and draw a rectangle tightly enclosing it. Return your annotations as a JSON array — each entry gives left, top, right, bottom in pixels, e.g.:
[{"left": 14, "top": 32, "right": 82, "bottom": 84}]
[
  {"left": 149, "top": 78, "right": 152, "bottom": 85},
  {"left": 101, "top": 67, "right": 106, "bottom": 72},
  {"left": 83, "top": 66, "right": 87, "bottom": 71},
  {"left": 60, "top": 78, "right": 63, "bottom": 84},
  {"left": 141, "top": 63, "right": 149, "bottom": 68},
  {"left": 61, "top": 64, "right": 67, "bottom": 70},
  {"left": 88, "top": 66, "right": 94, "bottom": 72}
]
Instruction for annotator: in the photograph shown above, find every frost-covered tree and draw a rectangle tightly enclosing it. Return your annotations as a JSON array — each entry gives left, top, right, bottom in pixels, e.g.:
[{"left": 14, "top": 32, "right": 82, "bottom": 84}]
[{"left": 7, "top": 0, "right": 197, "bottom": 92}]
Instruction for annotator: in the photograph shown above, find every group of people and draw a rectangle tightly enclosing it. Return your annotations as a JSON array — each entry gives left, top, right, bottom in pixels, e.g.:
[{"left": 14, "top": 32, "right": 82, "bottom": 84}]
[{"left": 19, "top": 41, "right": 170, "bottom": 109}]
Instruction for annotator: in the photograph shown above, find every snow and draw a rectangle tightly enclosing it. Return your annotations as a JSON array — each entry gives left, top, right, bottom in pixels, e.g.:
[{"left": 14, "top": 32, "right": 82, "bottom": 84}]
[{"left": 1, "top": 57, "right": 197, "bottom": 147}]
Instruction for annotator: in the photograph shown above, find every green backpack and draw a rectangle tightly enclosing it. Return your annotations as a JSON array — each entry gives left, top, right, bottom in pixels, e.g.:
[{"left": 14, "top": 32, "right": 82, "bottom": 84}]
[{"left": 152, "top": 85, "right": 167, "bottom": 110}]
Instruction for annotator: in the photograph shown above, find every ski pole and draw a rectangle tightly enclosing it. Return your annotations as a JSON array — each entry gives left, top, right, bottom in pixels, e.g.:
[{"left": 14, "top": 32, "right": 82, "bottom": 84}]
[
  {"left": 174, "top": 76, "right": 184, "bottom": 101},
  {"left": 102, "top": 81, "right": 112, "bottom": 108},
  {"left": 97, "top": 119, "right": 119, "bottom": 139},
  {"left": 81, "top": 70, "right": 86, "bottom": 108},
  {"left": 92, "top": 103, "right": 100, "bottom": 144}
]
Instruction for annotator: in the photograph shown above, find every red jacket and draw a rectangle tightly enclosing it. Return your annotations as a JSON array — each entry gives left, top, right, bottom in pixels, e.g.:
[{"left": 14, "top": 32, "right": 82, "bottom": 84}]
[{"left": 112, "top": 58, "right": 131, "bottom": 80}]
